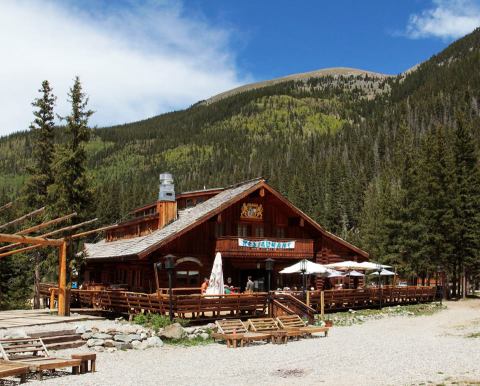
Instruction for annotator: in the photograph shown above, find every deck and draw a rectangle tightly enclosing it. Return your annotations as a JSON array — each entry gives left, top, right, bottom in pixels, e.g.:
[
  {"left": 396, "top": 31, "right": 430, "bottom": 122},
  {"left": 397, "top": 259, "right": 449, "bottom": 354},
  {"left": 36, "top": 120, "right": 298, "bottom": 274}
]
[
  {"left": 40, "top": 285, "right": 438, "bottom": 322},
  {"left": 0, "top": 309, "right": 103, "bottom": 329}
]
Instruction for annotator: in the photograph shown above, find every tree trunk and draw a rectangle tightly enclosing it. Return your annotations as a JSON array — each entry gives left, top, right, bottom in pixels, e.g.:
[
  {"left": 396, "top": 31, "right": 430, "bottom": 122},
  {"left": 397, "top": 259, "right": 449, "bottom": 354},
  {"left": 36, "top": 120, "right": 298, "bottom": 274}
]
[
  {"left": 462, "top": 266, "right": 467, "bottom": 299},
  {"left": 33, "top": 252, "right": 40, "bottom": 309}
]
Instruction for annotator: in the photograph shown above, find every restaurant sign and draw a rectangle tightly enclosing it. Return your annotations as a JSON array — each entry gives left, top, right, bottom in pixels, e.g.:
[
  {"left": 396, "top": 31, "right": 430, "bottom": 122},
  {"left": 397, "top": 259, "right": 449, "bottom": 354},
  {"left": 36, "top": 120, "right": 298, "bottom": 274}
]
[{"left": 238, "top": 238, "right": 295, "bottom": 249}]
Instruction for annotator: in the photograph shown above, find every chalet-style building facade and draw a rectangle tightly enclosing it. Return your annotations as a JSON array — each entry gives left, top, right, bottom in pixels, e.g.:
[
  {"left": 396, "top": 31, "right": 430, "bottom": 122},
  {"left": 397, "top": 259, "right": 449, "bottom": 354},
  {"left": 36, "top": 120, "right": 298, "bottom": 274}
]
[{"left": 83, "top": 175, "right": 368, "bottom": 292}]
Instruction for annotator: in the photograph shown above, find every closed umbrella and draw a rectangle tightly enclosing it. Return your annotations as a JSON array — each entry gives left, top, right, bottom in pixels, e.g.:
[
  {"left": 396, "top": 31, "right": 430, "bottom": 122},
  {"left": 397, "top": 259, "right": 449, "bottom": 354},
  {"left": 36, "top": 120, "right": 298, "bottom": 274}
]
[{"left": 206, "top": 252, "right": 225, "bottom": 295}]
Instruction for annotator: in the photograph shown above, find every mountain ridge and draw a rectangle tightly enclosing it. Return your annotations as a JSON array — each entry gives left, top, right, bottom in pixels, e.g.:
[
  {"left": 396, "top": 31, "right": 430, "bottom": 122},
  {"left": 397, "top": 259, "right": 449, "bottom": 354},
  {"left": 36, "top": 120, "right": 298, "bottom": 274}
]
[{"left": 203, "top": 66, "right": 392, "bottom": 105}]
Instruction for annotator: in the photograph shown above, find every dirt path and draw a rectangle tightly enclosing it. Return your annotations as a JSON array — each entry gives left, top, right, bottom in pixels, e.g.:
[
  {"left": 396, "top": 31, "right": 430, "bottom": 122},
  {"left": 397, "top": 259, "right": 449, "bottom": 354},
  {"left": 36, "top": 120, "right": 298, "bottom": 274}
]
[{"left": 26, "top": 299, "right": 480, "bottom": 386}]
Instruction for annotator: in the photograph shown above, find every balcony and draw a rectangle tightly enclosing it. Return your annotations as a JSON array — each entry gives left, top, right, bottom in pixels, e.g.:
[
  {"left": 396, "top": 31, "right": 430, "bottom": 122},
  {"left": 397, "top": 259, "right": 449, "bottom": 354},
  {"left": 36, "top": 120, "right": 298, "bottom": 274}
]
[{"left": 215, "top": 236, "right": 314, "bottom": 259}]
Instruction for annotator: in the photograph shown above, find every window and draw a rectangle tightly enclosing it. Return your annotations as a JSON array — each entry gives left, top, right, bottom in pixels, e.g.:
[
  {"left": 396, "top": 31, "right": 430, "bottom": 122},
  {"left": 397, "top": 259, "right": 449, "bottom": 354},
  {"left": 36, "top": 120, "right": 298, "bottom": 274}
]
[
  {"left": 254, "top": 225, "right": 264, "bottom": 237},
  {"left": 176, "top": 270, "right": 200, "bottom": 286},
  {"left": 237, "top": 223, "right": 248, "bottom": 237},
  {"left": 275, "top": 227, "right": 286, "bottom": 238}
]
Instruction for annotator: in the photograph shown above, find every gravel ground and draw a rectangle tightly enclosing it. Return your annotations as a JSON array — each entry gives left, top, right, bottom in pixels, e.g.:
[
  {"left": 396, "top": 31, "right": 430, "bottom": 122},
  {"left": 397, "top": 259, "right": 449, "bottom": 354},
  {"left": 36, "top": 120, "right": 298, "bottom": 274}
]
[{"left": 9, "top": 299, "right": 480, "bottom": 386}]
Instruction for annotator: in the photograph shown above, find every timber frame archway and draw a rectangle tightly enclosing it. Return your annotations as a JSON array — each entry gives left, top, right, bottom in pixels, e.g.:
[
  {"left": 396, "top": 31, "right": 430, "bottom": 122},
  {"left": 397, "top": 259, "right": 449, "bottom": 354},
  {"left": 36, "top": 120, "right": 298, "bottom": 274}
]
[{"left": 0, "top": 204, "right": 113, "bottom": 316}]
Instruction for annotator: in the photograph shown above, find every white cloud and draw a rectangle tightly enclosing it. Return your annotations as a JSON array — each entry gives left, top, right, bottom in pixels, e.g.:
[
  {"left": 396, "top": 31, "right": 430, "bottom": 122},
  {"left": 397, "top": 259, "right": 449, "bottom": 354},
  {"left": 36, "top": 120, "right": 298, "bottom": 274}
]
[
  {"left": 405, "top": 0, "right": 480, "bottom": 40},
  {"left": 0, "top": 0, "right": 247, "bottom": 136}
]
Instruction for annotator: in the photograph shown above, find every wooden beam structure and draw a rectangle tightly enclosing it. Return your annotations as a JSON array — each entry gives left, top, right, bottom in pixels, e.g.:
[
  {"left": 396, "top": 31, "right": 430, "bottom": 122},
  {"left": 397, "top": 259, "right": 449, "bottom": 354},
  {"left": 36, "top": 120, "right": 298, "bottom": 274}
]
[
  {"left": 0, "top": 233, "right": 63, "bottom": 247},
  {"left": 0, "top": 202, "right": 13, "bottom": 213},
  {"left": 57, "top": 241, "right": 67, "bottom": 316},
  {"left": 0, "top": 217, "right": 97, "bottom": 254},
  {"left": 69, "top": 224, "right": 113, "bottom": 240},
  {"left": 0, "top": 217, "right": 108, "bottom": 317},
  {"left": 0, "top": 244, "right": 44, "bottom": 258},
  {"left": 18, "top": 212, "right": 77, "bottom": 235},
  {"left": 0, "top": 207, "right": 46, "bottom": 231}
]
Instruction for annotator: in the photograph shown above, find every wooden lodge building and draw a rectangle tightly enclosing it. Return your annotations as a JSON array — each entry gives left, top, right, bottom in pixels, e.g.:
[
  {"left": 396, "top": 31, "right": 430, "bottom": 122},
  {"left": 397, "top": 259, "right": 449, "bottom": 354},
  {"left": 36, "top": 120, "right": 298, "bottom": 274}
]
[{"left": 82, "top": 175, "right": 369, "bottom": 293}]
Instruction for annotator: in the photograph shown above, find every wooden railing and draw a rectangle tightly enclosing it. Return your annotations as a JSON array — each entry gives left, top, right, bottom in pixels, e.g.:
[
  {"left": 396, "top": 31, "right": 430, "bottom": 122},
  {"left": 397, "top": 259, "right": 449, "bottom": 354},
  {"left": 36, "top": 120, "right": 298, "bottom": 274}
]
[
  {"left": 308, "top": 286, "right": 436, "bottom": 311},
  {"left": 270, "top": 292, "right": 317, "bottom": 323},
  {"left": 216, "top": 236, "right": 314, "bottom": 258},
  {"left": 68, "top": 289, "right": 268, "bottom": 320},
  {"left": 44, "top": 284, "right": 437, "bottom": 319}
]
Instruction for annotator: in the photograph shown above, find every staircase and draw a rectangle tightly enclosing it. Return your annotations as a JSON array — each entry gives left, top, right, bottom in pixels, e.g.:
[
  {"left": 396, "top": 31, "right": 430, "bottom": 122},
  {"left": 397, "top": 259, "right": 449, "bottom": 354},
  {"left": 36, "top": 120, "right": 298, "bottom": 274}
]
[
  {"left": 270, "top": 293, "right": 317, "bottom": 323},
  {"left": 29, "top": 329, "right": 85, "bottom": 351}
]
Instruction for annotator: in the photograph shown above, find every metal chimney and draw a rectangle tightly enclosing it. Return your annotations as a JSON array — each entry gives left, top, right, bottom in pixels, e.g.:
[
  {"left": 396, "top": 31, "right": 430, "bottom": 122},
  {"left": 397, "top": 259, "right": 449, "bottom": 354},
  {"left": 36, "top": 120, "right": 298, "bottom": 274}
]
[{"left": 159, "top": 173, "right": 175, "bottom": 202}]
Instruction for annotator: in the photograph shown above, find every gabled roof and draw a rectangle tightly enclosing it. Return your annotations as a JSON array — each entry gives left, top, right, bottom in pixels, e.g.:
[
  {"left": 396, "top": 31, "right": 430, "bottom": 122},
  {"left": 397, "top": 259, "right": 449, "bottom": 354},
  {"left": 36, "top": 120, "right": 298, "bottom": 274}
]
[
  {"left": 84, "top": 177, "right": 368, "bottom": 260},
  {"left": 84, "top": 178, "right": 263, "bottom": 260}
]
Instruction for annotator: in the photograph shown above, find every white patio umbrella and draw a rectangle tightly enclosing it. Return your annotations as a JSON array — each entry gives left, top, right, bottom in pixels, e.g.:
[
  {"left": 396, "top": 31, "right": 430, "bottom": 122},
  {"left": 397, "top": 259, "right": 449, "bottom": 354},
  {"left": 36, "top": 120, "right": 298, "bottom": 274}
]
[
  {"left": 345, "top": 270, "right": 365, "bottom": 277},
  {"left": 205, "top": 252, "right": 225, "bottom": 295},
  {"left": 370, "top": 268, "right": 396, "bottom": 276},
  {"left": 279, "top": 259, "right": 329, "bottom": 274},
  {"left": 326, "top": 269, "right": 344, "bottom": 278},
  {"left": 325, "top": 260, "right": 391, "bottom": 270}
]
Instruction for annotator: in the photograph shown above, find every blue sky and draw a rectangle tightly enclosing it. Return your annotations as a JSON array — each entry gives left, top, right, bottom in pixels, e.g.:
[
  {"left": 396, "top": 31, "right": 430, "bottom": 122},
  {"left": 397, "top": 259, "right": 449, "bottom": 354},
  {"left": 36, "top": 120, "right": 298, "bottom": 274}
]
[
  {"left": 184, "top": 0, "right": 450, "bottom": 78},
  {"left": 1, "top": 0, "right": 479, "bottom": 135}
]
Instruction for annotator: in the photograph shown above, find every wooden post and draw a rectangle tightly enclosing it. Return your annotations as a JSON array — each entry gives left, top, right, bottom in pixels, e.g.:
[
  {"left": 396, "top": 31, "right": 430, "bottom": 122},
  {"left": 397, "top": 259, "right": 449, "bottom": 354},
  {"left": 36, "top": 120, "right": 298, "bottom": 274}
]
[
  {"left": 58, "top": 240, "right": 68, "bottom": 316},
  {"left": 153, "top": 263, "right": 160, "bottom": 292},
  {"left": 49, "top": 288, "right": 55, "bottom": 311},
  {"left": 306, "top": 290, "right": 310, "bottom": 307},
  {"left": 33, "top": 252, "right": 41, "bottom": 309},
  {"left": 320, "top": 291, "right": 325, "bottom": 319}
]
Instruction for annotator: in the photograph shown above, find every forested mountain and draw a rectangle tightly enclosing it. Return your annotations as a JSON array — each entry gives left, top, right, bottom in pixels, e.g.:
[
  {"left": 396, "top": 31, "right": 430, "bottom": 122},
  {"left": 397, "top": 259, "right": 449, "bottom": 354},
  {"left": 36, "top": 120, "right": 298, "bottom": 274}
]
[{"left": 1, "top": 28, "right": 480, "bottom": 306}]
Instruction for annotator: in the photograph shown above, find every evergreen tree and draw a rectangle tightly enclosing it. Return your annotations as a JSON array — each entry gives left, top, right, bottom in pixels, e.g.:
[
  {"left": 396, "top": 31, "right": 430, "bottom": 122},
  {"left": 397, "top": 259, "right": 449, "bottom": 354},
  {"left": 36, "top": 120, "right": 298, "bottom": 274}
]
[
  {"left": 416, "top": 127, "right": 455, "bottom": 284},
  {"left": 49, "top": 77, "right": 93, "bottom": 219},
  {"left": 451, "top": 117, "right": 480, "bottom": 295},
  {"left": 23, "top": 80, "right": 56, "bottom": 208},
  {"left": 22, "top": 80, "right": 56, "bottom": 308}
]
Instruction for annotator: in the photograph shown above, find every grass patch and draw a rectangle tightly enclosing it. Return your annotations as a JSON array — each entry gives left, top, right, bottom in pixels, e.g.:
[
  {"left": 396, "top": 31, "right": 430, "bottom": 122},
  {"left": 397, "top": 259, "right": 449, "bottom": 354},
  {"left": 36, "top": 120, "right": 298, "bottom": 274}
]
[
  {"left": 132, "top": 313, "right": 189, "bottom": 332},
  {"left": 165, "top": 336, "right": 214, "bottom": 347},
  {"left": 465, "top": 332, "right": 480, "bottom": 338},
  {"left": 318, "top": 302, "right": 446, "bottom": 327}
]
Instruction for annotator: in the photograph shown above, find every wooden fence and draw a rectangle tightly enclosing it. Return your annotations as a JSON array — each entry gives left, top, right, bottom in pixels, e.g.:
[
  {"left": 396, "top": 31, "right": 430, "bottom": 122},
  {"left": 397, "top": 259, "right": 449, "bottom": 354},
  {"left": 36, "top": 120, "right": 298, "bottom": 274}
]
[
  {"left": 41, "top": 284, "right": 437, "bottom": 320},
  {"left": 308, "top": 286, "right": 436, "bottom": 312}
]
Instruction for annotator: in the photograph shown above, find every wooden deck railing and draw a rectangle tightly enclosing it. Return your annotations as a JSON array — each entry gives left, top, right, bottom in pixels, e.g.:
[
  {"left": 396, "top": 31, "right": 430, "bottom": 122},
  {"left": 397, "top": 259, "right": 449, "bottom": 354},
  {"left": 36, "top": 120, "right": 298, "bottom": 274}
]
[
  {"left": 308, "top": 286, "right": 436, "bottom": 311},
  {"left": 69, "top": 289, "right": 268, "bottom": 320},
  {"left": 44, "top": 284, "right": 437, "bottom": 320}
]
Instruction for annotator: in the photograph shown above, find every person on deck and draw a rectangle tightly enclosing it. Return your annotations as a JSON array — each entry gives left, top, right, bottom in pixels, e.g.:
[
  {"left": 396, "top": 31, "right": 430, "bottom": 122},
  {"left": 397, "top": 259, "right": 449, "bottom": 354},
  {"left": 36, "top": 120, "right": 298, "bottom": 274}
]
[
  {"left": 201, "top": 278, "right": 209, "bottom": 294},
  {"left": 245, "top": 276, "right": 254, "bottom": 293}
]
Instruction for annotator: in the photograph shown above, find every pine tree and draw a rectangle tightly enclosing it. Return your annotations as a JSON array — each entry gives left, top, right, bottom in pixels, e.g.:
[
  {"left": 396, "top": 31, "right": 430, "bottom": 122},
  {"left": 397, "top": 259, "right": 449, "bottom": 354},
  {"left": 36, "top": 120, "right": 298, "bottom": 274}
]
[
  {"left": 49, "top": 77, "right": 93, "bottom": 219},
  {"left": 23, "top": 80, "right": 56, "bottom": 208},
  {"left": 22, "top": 80, "right": 56, "bottom": 309},
  {"left": 416, "top": 126, "right": 455, "bottom": 286},
  {"left": 451, "top": 117, "right": 480, "bottom": 296}
]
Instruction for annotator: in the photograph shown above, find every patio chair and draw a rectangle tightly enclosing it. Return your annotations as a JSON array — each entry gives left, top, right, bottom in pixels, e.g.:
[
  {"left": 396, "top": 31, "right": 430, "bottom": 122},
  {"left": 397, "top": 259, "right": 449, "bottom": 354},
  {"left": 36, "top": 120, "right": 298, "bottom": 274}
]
[
  {"left": 247, "top": 317, "right": 304, "bottom": 340},
  {"left": 212, "top": 319, "right": 271, "bottom": 346},
  {"left": 0, "top": 359, "right": 30, "bottom": 384},
  {"left": 276, "top": 314, "right": 329, "bottom": 337},
  {"left": 0, "top": 337, "right": 82, "bottom": 380}
]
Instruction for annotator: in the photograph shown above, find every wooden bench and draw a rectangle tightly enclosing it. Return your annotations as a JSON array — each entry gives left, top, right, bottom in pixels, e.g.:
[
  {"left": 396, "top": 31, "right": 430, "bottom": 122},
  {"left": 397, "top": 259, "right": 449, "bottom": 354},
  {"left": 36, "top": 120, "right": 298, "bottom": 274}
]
[
  {"left": 0, "top": 337, "right": 82, "bottom": 380},
  {"left": 212, "top": 319, "right": 271, "bottom": 346},
  {"left": 247, "top": 317, "right": 304, "bottom": 340},
  {"left": 0, "top": 360, "right": 30, "bottom": 384},
  {"left": 71, "top": 353, "right": 96, "bottom": 373},
  {"left": 276, "top": 315, "right": 329, "bottom": 337}
]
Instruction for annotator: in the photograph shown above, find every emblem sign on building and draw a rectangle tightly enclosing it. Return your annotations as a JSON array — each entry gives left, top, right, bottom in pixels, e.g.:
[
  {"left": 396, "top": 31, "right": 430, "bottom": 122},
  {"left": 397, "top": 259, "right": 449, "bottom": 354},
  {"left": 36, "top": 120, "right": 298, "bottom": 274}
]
[{"left": 240, "top": 203, "right": 263, "bottom": 220}]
